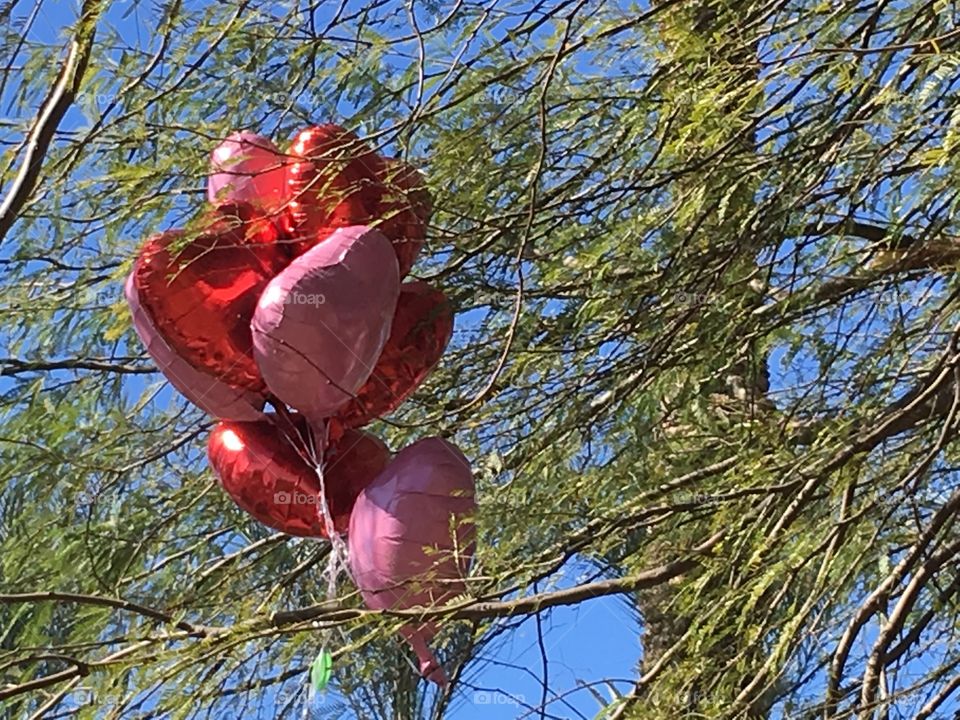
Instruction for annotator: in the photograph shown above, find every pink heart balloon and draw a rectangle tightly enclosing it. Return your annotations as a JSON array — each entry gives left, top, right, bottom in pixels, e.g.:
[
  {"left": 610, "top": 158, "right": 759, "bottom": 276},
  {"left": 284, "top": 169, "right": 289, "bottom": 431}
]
[
  {"left": 125, "top": 272, "right": 264, "bottom": 420},
  {"left": 251, "top": 225, "right": 400, "bottom": 424},
  {"left": 208, "top": 131, "right": 289, "bottom": 209},
  {"left": 348, "top": 437, "right": 476, "bottom": 686},
  {"left": 208, "top": 414, "right": 389, "bottom": 537}
]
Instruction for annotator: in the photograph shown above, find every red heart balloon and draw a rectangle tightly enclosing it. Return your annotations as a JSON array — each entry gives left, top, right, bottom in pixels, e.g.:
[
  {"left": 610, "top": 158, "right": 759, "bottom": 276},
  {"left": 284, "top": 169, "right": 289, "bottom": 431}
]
[
  {"left": 336, "top": 280, "right": 453, "bottom": 428},
  {"left": 208, "top": 414, "right": 390, "bottom": 537},
  {"left": 285, "top": 125, "right": 384, "bottom": 257},
  {"left": 376, "top": 160, "right": 431, "bottom": 276},
  {"left": 133, "top": 203, "right": 289, "bottom": 393},
  {"left": 323, "top": 425, "right": 393, "bottom": 532},
  {"left": 125, "top": 272, "right": 265, "bottom": 421},
  {"left": 285, "top": 126, "right": 432, "bottom": 276}
]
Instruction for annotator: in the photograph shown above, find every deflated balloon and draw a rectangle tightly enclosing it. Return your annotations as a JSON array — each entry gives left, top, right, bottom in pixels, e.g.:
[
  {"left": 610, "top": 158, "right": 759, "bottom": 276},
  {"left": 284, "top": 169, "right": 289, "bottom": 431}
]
[
  {"left": 337, "top": 281, "right": 453, "bottom": 428},
  {"left": 132, "top": 203, "right": 290, "bottom": 392},
  {"left": 208, "top": 132, "right": 290, "bottom": 209},
  {"left": 348, "top": 437, "right": 476, "bottom": 686},
  {"left": 251, "top": 225, "right": 400, "bottom": 423},
  {"left": 125, "top": 273, "right": 264, "bottom": 420},
  {"left": 207, "top": 414, "right": 389, "bottom": 537}
]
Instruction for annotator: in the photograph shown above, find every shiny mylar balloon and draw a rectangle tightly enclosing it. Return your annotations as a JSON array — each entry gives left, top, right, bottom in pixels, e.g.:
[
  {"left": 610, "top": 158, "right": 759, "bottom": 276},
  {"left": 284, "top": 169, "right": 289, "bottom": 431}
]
[
  {"left": 125, "top": 273, "right": 264, "bottom": 420},
  {"left": 285, "top": 125, "right": 431, "bottom": 276},
  {"left": 337, "top": 281, "right": 453, "bottom": 428},
  {"left": 286, "top": 125, "right": 384, "bottom": 256},
  {"left": 208, "top": 132, "right": 290, "bottom": 209},
  {"left": 348, "top": 437, "right": 476, "bottom": 686},
  {"left": 208, "top": 414, "right": 389, "bottom": 537},
  {"left": 323, "top": 425, "right": 393, "bottom": 532},
  {"left": 132, "top": 203, "right": 290, "bottom": 392},
  {"left": 377, "top": 160, "right": 431, "bottom": 277},
  {"left": 251, "top": 225, "right": 400, "bottom": 423}
]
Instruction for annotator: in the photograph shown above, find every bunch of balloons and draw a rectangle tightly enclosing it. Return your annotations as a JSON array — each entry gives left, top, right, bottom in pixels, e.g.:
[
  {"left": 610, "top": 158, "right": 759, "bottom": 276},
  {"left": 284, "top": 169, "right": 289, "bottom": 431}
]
[{"left": 125, "top": 125, "right": 476, "bottom": 685}]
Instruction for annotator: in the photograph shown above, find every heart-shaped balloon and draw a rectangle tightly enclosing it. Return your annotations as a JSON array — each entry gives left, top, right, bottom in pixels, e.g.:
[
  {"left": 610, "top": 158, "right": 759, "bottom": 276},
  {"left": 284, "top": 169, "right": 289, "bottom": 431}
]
[
  {"left": 285, "top": 126, "right": 430, "bottom": 276},
  {"left": 376, "top": 160, "right": 431, "bottom": 277},
  {"left": 208, "top": 132, "right": 290, "bottom": 209},
  {"left": 133, "top": 203, "right": 290, "bottom": 393},
  {"left": 322, "top": 425, "right": 392, "bottom": 533},
  {"left": 208, "top": 413, "right": 389, "bottom": 537},
  {"left": 251, "top": 225, "right": 400, "bottom": 423},
  {"left": 348, "top": 437, "right": 476, "bottom": 686},
  {"left": 336, "top": 281, "right": 453, "bottom": 428},
  {"left": 286, "top": 125, "right": 384, "bottom": 257},
  {"left": 125, "top": 273, "right": 264, "bottom": 420}
]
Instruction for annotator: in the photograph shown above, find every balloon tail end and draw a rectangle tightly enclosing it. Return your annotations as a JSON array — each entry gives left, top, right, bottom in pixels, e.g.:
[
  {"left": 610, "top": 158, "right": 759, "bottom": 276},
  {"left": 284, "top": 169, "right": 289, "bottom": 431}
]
[
  {"left": 421, "top": 657, "right": 448, "bottom": 687},
  {"left": 406, "top": 630, "right": 447, "bottom": 687}
]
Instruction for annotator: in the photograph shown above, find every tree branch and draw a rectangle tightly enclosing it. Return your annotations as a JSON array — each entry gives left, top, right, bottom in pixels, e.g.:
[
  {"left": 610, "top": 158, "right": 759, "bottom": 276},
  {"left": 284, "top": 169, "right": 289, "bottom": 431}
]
[
  {"left": 0, "top": 591, "right": 208, "bottom": 639},
  {"left": 0, "top": 357, "right": 154, "bottom": 376},
  {"left": 269, "top": 532, "right": 723, "bottom": 627},
  {"left": 0, "top": 0, "right": 103, "bottom": 244}
]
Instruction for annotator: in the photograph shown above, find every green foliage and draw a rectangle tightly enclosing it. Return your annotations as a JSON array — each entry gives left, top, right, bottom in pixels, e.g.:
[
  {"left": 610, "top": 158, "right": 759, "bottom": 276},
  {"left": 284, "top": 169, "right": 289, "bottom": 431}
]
[{"left": 2, "top": 1, "right": 960, "bottom": 718}]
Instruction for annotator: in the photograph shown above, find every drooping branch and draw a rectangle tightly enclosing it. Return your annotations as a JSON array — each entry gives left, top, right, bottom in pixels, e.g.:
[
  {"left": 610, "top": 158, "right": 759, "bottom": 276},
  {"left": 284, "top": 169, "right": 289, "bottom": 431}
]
[
  {"left": 0, "top": 534, "right": 721, "bottom": 704},
  {"left": 0, "top": 591, "right": 209, "bottom": 638},
  {"left": 0, "top": 0, "right": 104, "bottom": 244}
]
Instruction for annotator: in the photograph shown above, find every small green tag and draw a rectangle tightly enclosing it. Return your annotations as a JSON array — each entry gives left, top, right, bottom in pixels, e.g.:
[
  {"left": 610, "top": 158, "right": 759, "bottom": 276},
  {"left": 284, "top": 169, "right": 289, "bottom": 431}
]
[{"left": 310, "top": 649, "right": 333, "bottom": 691}]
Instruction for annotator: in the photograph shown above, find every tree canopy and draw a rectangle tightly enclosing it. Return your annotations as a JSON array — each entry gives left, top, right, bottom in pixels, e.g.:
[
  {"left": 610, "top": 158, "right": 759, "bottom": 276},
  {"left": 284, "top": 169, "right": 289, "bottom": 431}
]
[{"left": 1, "top": 0, "right": 959, "bottom": 718}]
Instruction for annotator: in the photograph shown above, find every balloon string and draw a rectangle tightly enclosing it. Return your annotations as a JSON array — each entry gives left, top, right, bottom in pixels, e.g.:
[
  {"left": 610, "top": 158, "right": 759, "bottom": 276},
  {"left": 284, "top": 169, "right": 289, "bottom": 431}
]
[
  {"left": 265, "top": 405, "right": 351, "bottom": 718},
  {"left": 307, "top": 418, "right": 352, "bottom": 599},
  {"left": 299, "top": 418, "right": 350, "bottom": 719},
  {"left": 267, "top": 397, "right": 312, "bottom": 463},
  {"left": 265, "top": 403, "right": 352, "bottom": 593},
  {"left": 303, "top": 683, "right": 316, "bottom": 720}
]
